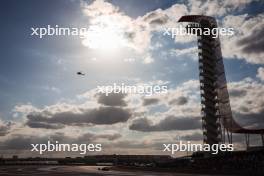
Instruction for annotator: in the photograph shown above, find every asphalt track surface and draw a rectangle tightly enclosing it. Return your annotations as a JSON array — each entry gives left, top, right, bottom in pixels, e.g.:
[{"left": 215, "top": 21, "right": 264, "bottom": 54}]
[{"left": 0, "top": 166, "right": 223, "bottom": 176}]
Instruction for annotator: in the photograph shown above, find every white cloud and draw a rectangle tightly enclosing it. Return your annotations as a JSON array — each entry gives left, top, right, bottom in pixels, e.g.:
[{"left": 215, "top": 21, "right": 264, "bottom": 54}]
[
  {"left": 221, "top": 14, "right": 264, "bottom": 64},
  {"left": 257, "top": 67, "right": 264, "bottom": 81},
  {"left": 81, "top": 0, "right": 119, "bottom": 17},
  {"left": 81, "top": 0, "right": 152, "bottom": 56},
  {"left": 143, "top": 53, "right": 154, "bottom": 64},
  {"left": 79, "top": 0, "right": 264, "bottom": 65},
  {"left": 228, "top": 78, "right": 264, "bottom": 129},
  {"left": 169, "top": 47, "right": 198, "bottom": 60},
  {"left": 229, "top": 78, "right": 264, "bottom": 114},
  {"left": 6, "top": 76, "right": 264, "bottom": 153}
]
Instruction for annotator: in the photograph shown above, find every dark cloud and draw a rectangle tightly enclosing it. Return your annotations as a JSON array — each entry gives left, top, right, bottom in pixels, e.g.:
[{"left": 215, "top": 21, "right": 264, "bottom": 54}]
[
  {"left": 108, "top": 140, "right": 154, "bottom": 150},
  {"left": 129, "top": 116, "right": 201, "bottom": 132},
  {"left": 78, "top": 133, "right": 122, "bottom": 142},
  {"left": 0, "top": 135, "right": 47, "bottom": 150},
  {"left": 0, "top": 132, "right": 121, "bottom": 150},
  {"left": 124, "top": 31, "right": 136, "bottom": 40},
  {"left": 169, "top": 96, "right": 188, "bottom": 105},
  {"left": 143, "top": 11, "right": 159, "bottom": 21},
  {"left": 228, "top": 79, "right": 264, "bottom": 131},
  {"left": 142, "top": 98, "right": 160, "bottom": 106},
  {"left": 143, "top": 11, "right": 169, "bottom": 25},
  {"left": 47, "top": 132, "right": 121, "bottom": 144},
  {"left": 0, "top": 121, "right": 12, "bottom": 136},
  {"left": 97, "top": 92, "right": 127, "bottom": 106},
  {"left": 229, "top": 89, "right": 247, "bottom": 97},
  {"left": 26, "top": 121, "right": 64, "bottom": 129},
  {"left": 237, "top": 26, "right": 264, "bottom": 54},
  {"left": 26, "top": 106, "right": 132, "bottom": 129},
  {"left": 149, "top": 17, "right": 169, "bottom": 25},
  {"left": 234, "top": 110, "right": 264, "bottom": 129},
  {"left": 180, "top": 132, "right": 203, "bottom": 141}
]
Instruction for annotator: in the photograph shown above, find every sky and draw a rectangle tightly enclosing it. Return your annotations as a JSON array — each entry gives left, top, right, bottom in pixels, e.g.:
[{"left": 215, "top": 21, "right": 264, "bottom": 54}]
[{"left": 0, "top": 0, "right": 264, "bottom": 157}]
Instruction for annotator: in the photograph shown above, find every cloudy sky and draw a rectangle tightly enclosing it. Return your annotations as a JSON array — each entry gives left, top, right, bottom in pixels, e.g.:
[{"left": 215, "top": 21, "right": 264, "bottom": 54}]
[{"left": 0, "top": 0, "right": 264, "bottom": 157}]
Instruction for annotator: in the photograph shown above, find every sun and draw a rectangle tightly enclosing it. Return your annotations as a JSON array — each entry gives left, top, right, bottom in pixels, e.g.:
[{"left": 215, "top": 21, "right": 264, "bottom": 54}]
[{"left": 82, "top": 16, "right": 129, "bottom": 51}]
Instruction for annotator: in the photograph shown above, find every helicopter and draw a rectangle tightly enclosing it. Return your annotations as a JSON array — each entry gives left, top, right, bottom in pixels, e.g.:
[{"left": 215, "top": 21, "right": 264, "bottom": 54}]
[{"left": 77, "top": 71, "right": 85, "bottom": 76}]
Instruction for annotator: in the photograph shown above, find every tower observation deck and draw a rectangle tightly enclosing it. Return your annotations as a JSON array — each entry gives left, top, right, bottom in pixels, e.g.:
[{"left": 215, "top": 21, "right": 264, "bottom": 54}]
[{"left": 178, "top": 15, "right": 264, "bottom": 146}]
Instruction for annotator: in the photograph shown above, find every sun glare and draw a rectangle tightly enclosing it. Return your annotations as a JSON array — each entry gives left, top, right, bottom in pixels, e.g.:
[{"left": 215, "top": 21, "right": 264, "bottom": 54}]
[{"left": 82, "top": 16, "right": 129, "bottom": 51}]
